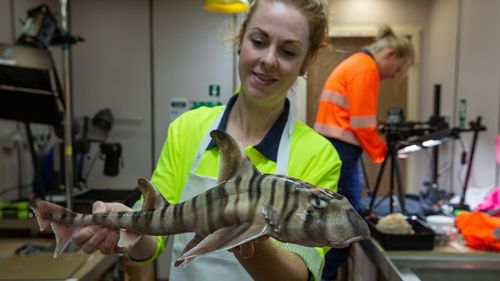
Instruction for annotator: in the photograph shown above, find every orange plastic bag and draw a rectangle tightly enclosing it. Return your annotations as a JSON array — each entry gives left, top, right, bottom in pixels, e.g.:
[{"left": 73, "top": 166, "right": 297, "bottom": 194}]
[{"left": 456, "top": 211, "right": 500, "bottom": 251}]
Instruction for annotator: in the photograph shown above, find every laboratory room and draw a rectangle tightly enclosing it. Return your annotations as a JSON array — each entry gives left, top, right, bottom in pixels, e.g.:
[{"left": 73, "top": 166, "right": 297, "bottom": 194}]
[{"left": 1, "top": 0, "right": 500, "bottom": 280}]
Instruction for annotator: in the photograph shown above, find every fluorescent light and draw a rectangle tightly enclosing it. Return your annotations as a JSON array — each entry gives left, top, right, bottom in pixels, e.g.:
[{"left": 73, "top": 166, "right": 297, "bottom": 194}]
[
  {"left": 204, "top": 0, "right": 250, "bottom": 13},
  {"left": 422, "top": 139, "right": 443, "bottom": 147},
  {"left": 398, "top": 144, "right": 422, "bottom": 154}
]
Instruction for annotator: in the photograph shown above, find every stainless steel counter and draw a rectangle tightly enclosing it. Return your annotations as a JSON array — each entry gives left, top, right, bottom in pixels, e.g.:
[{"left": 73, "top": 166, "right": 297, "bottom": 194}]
[{"left": 350, "top": 238, "right": 500, "bottom": 281}]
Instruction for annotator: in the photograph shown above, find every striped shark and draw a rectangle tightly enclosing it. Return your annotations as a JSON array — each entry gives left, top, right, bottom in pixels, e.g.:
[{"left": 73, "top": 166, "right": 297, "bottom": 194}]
[{"left": 31, "top": 130, "right": 370, "bottom": 266}]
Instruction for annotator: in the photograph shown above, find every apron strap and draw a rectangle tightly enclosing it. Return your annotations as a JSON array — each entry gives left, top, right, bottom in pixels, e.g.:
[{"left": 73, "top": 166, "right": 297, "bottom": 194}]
[{"left": 275, "top": 110, "right": 295, "bottom": 175}]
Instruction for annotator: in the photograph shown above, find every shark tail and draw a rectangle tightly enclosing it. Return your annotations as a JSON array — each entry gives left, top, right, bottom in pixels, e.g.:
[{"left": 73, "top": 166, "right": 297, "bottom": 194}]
[{"left": 31, "top": 199, "right": 82, "bottom": 257}]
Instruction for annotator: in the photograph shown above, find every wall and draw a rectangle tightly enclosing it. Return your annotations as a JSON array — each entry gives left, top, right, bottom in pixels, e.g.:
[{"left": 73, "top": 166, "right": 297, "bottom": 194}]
[
  {"left": 452, "top": 0, "right": 500, "bottom": 192},
  {"left": 70, "top": 0, "right": 152, "bottom": 189},
  {"left": 153, "top": 0, "right": 235, "bottom": 158},
  {"left": 418, "top": 0, "right": 459, "bottom": 194}
]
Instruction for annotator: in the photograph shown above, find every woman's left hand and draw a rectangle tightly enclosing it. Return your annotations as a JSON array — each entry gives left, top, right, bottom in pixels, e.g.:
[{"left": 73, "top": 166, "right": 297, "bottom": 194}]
[{"left": 230, "top": 235, "right": 270, "bottom": 258}]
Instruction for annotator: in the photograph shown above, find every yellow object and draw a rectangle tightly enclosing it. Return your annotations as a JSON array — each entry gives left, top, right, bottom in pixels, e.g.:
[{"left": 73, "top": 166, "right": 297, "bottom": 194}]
[
  {"left": 203, "top": 0, "right": 250, "bottom": 14},
  {"left": 0, "top": 201, "right": 29, "bottom": 219}
]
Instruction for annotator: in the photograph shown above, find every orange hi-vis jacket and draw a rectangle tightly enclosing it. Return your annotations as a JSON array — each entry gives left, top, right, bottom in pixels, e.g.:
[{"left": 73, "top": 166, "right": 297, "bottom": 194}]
[{"left": 314, "top": 52, "right": 387, "bottom": 163}]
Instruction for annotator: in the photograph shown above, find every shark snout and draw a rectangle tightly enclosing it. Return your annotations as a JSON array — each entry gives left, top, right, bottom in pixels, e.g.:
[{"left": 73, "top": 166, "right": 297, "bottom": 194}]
[{"left": 347, "top": 208, "right": 370, "bottom": 238}]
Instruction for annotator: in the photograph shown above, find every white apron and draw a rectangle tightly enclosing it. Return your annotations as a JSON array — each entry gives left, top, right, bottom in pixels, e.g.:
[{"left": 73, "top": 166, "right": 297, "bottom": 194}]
[{"left": 169, "top": 107, "right": 295, "bottom": 281}]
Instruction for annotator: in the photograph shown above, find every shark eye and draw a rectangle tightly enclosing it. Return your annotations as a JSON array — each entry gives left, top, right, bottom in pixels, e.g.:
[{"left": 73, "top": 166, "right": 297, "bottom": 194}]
[{"left": 311, "top": 198, "right": 327, "bottom": 209}]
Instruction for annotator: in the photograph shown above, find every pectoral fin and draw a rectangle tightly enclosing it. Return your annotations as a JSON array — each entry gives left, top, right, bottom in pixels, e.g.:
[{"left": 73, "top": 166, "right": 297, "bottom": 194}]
[
  {"left": 115, "top": 230, "right": 142, "bottom": 253},
  {"left": 175, "top": 222, "right": 271, "bottom": 266}
]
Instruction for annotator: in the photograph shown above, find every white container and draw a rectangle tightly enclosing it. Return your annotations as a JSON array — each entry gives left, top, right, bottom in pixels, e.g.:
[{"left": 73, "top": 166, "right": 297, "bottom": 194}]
[
  {"left": 426, "top": 215, "right": 456, "bottom": 246},
  {"left": 426, "top": 215, "right": 455, "bottom": 233}
]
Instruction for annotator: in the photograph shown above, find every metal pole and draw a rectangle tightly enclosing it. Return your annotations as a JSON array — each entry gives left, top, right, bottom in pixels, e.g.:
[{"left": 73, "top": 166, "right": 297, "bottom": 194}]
[{"left": 60, "top": 0, "right": 73, "bottom": 209}]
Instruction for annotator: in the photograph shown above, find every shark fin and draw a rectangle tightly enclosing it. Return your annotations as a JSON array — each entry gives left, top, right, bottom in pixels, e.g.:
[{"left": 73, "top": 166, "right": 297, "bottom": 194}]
[
  {"left": 115, "top": 229, "right": 143, "bottom": 253},
  {"left": 30, "top": 199, "right": 51, "bottom": 231},
  {"left": 137, "top": 178, "right": 169, "bottom": 210},
  {"left": 175, "top": 222, "right": 271, "bottom": 266},
  {"left": 210, "top": 130, "right": 258, "bottom": 183},
  {"left": 173, "top": 234, "right": 204, "bottom": 267},
  {"left": 30, "top": 199, "right": 81, "bottom": 257},
  {"left": 51, "top": 222, "right": 80, "bottom": 258}
]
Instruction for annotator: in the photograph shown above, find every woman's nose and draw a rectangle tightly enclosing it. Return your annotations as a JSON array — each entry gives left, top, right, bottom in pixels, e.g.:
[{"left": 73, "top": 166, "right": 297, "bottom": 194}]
[{"left": 261, "top": 48, "right": 278, "bottom": 69}]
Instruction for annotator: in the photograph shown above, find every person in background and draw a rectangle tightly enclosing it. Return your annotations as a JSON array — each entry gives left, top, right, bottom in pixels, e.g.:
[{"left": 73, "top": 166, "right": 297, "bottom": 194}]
[
  {"left": 73, "top": 1, "right": 341, "bottom": 280},
  {"left": 314, "top": 25, "right": 414, "bottom": 280}
]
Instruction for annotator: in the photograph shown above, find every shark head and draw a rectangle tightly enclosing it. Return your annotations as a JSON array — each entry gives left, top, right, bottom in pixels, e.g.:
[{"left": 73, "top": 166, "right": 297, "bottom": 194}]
[
  {"left": 264, "top": 180, "right": 370, "bottom": 248},
  {"left": 210, "top": 129, "right": 370, "bottom": 248}
]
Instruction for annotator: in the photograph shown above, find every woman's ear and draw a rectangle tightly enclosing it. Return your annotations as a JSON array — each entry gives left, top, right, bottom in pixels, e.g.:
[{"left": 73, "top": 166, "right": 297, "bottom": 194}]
[{"left": 299, "top": 56, "right": 311, "bottom": 76}]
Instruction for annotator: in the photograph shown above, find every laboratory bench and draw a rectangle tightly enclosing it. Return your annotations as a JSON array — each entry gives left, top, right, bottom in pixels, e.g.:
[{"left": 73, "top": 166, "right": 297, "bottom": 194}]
[
  {"left": 0, "top": 237, "right": 121, "bottom": 281},
  {"left": 348, "top": 238, "right": 500, "bottom": 281}
]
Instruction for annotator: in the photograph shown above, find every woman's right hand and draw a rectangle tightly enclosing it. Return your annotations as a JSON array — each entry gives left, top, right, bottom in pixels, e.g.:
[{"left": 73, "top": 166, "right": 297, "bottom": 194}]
[{"left": 72, "top": 201, "right": 132, "bottom": 255}]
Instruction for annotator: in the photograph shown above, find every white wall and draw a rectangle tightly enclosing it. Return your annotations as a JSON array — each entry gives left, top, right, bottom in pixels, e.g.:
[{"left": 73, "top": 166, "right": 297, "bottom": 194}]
[
  {"left": 153, "top": 0, "right": 234, "bottom": 158},
  {"left": 452, "top": 0, "right": 500, "bottom": 192},
  {"left": 416, "top": 0, "right": 460, "bottom": 194},
  {"left": 70, "top": 0, "right": 152, "bottom": 189}
]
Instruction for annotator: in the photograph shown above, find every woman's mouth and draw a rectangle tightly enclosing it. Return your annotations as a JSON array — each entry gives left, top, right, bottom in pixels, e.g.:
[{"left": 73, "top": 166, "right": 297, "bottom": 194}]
[{"left": 252, "top": 72, "right": 277, "bottom": 85}]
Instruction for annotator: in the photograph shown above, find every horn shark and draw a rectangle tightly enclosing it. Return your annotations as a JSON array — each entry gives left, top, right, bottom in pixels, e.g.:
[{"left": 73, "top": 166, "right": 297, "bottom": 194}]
[{"left": 31, "top": 130, "right": 370, "bottom": 266}]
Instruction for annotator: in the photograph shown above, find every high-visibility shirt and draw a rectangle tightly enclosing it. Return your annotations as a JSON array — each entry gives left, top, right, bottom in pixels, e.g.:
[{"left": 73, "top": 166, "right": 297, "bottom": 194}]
[
  {"left": 314, "top": 52, "right": 387, "bottom": 163},
  {"left": 147, "top": 95, "right": 342, "bottom": 280}
]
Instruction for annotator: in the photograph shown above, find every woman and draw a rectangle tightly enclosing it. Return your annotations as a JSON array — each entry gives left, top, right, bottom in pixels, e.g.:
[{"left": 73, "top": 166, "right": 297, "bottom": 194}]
[
  {"left": 314, "top": 25, "right": 414, "bottom": 280},
  {"left": 73, "top": 1, "right": 340, "bottom": 280}
]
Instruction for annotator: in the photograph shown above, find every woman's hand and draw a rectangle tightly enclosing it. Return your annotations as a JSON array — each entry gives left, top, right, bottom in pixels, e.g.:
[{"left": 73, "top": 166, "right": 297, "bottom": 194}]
[
  {"left": 230, "top": 235, "right": 270, "bottom": 258},
  {"left": 73, "top": 201, "right": 132, "bottom": 255}
]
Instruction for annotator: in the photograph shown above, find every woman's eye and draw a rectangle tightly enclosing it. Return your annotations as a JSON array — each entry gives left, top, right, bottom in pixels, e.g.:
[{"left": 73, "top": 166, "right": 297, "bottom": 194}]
[
  {"left": 251, "top": 38, "right": 266, "bottom": 48},
  {"left": 281, "top": 49, "right": 297, "bottom": 58}
]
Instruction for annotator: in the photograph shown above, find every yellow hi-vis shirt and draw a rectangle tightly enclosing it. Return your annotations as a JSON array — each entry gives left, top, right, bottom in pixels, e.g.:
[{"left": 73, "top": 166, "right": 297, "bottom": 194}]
[{"left": 146, "top": 99, "right": 341, "bottom": 280}]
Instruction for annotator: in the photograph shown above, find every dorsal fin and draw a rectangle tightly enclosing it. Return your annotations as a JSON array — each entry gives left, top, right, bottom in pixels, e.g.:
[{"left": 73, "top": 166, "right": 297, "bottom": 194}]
[
  {"left": 137, "top": 178, "right": 169, "bottom": 210},
  {"left": 209, "top": 130, "right": 255, "bottom": 183}
]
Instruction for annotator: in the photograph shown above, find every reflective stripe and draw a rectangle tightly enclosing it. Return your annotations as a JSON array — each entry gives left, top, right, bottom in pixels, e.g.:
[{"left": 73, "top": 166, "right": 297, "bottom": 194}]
[
  {"left": 314, "top": 123, "right": 360, "bottom": 146},
  {"left": 320, "top": 90, "right": 348, "bottom": 109},
  {"left": 350, "top": 115, "right": 377, "bottom": 128}
]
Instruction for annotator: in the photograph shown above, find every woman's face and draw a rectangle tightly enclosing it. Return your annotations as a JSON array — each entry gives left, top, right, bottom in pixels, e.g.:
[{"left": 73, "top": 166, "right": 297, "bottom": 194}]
[
  {"left": 378, "top": 49, "right": 409, "bottom": 80},
  {"left": 238, "top": 1, "right": 310, "bottom": 103}
]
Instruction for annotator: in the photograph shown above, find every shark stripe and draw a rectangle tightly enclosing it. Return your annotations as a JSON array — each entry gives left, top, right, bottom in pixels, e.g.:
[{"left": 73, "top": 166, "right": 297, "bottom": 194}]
[
  {"left": 283, "top": 187, "right": 300, "bottom": 230},
  {"left": 161, "top": 204, "right": 169, "bottom": 218},
  {"left": 191, "top": 195, "right": 198, "bottom": 228},
  {"left": 280, "top": 179, "right": 292, "bottom": 216},
  {"left": 177, "top": 202, "right": 185, "bottom": 227},
  {"left": 205, "top": 188, "right": 216, "bottom": 233},
  {"left": 248, "top": 169, "right": 258, "bottom": 202},
  {"left": 269, "top": 177, "right": 277, "bottom": 208},
  {"left": 233, "top": 176, "right": 242, "bottom": 224},
  {"left": 216, "top": 184, "right": 230, "bottom": 226}
]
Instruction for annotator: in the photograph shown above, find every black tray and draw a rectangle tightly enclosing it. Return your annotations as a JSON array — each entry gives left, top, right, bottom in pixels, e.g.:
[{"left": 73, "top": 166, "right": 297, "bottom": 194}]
[{"left": 366, "top": 216, "right": 435, "bottom": 250}]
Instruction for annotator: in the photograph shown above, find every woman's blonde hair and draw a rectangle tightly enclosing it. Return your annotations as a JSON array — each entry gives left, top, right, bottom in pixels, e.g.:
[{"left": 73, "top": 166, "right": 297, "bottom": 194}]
[{"left": 366, "top": 24, "right": 415, "bottom": 65}]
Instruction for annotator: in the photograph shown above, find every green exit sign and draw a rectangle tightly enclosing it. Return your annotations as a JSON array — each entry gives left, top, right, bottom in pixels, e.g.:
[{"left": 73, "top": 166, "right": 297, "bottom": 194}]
[{"left": 209, "top": 84, "right": 220, "bottom": 97}]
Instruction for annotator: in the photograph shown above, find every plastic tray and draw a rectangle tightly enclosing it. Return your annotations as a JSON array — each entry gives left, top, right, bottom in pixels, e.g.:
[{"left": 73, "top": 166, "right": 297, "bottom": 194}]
[{"left": 366, "top": 216, "right": 435, "bottom": 250}]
